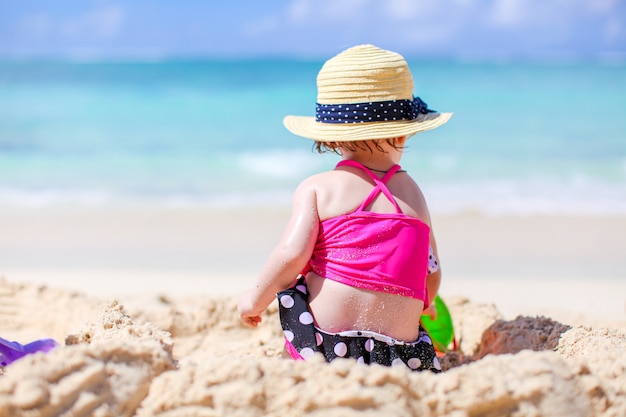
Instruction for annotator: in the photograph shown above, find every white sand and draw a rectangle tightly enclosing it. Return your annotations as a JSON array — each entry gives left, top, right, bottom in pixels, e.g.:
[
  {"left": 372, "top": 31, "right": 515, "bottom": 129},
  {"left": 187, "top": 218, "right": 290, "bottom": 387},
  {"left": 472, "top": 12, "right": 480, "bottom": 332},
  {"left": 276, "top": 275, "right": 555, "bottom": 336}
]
[
  {"left": 2, "top": 206, "right": 624, "bottom": 318},
  {"left": 1, "top": 205, "right": 625, "bottom": 416},
  {"left": 0, "top": 278, "right": 624, "bottom": 417}
]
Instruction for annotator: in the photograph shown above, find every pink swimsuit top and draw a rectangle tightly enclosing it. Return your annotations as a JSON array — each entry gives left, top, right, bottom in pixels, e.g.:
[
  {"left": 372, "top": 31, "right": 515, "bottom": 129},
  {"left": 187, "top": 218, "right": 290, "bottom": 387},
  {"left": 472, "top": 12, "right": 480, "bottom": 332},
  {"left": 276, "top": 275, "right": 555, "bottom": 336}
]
[{"left": 305, "top": 160, "right": 431, "bottom": 304}]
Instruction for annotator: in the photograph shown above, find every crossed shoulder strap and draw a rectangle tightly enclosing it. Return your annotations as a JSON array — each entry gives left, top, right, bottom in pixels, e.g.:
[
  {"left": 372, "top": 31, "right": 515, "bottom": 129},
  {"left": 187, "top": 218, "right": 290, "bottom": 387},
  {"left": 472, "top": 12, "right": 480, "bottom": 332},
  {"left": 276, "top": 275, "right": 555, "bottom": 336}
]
[{"left": 336, "top": 160, "right": 403, "bottom": 213}]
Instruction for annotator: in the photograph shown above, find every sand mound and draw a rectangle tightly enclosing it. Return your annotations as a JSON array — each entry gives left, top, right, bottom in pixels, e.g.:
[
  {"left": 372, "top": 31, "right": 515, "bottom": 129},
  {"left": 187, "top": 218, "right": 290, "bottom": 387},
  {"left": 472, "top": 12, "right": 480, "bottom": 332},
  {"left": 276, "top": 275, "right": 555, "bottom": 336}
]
[
  {"left": 0, "top": 299, "right": 176, "bottom": 417},
  {"left": 0, "top": 278, "right": 625, "bottom": 417},
  {"left": 138, "top": 350, "right": 604, "bottom": 417},
  {"left": 476, "top": 315, "right": 572, "bottom": 358},
  {"left": 0, "top": 277, "right": 102, "bottom": 342}
]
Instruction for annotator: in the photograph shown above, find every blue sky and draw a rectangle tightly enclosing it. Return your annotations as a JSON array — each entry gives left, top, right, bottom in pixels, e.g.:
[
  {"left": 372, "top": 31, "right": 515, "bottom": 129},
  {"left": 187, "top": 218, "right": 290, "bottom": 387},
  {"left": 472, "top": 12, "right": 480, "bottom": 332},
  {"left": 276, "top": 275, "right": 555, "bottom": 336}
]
[{"left": 1, "top": 0, "right": 625, "bottom": 60}]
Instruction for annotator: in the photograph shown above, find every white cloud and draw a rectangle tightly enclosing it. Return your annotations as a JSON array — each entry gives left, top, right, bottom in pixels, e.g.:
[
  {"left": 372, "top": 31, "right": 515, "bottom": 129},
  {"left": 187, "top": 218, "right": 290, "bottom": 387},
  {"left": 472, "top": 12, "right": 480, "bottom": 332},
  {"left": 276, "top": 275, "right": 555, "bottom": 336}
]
[
  {"left": 284, "top": 0, "right": 375, "bottom": 25},
  {"left": 19, "top": 3, "right": 127, "bottom": 40},
  {"left": 381, "top": 0, "right": 474, "bottom": 47},
  {"left": 254, "top": 0, "right": 473, "bottom": 52},
  {"left": 284, "top": 0, "right": 465, "bottom": 25},
  {"left": 486, "top": 0, "right": 622, "bottom": 29},
  {"left": 587, "top": 0, "right": 618, "bottom": 14},
  {"left": 242, "top": 15, "right": 280, "bottom": 37},
  {"left": 62, "top": 4, "right": 126, "bottom": 38},
  {"left": 604, "top": 17, "right": 623, "bottom": 43},
  {"left": 384, "top": 0, "right": 438, "bottom": 21},
  {"left": 488, "top": 0, "right": 528, "bottom": 28},
  {"left": 286, "top": 0, "right": 312, "bottom": 22},
  {"left": 241, "top": 0, "right": 624, "bottom": 57},
  {"left": 319, "top": 0, "right": 371, "bottom": 20}
]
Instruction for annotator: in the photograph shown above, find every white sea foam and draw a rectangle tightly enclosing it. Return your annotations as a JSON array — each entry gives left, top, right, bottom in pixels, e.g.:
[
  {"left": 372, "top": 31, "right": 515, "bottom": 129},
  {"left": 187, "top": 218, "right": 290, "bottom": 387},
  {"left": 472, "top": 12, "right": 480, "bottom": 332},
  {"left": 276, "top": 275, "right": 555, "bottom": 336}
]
[
  {"left": 237, "top": 149, "right": 323, "bottom": 180},
  {"left": 425, "top": 176, "right": 626, "bottom": 216},
  {"left": 1, "top": 175, "right": 624, "bottom": 216},
  {"left": 1, "top": 59, "right": 624, "bottom": 217}
]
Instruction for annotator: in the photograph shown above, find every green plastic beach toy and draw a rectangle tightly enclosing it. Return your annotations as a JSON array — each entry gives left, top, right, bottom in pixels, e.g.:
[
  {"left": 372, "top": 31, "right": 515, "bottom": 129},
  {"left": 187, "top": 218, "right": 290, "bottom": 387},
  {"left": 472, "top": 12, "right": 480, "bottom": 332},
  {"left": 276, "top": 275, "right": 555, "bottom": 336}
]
[{"left": 421, "top": 295, "right": 456, "bottom": 353}]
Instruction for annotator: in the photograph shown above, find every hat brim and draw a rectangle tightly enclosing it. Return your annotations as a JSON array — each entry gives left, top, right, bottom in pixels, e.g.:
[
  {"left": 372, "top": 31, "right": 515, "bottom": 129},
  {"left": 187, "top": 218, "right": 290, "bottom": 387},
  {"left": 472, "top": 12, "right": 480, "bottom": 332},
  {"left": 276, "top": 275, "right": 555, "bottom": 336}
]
[{"left": 283, "top": 111, "right": 452, "bottom": 142}]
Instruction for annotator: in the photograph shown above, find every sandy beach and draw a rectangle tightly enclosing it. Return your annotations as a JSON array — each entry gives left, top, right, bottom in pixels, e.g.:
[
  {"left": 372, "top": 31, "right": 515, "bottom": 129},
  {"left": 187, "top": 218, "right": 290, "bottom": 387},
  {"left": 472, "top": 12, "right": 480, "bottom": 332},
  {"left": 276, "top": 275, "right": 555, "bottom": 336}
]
[
  {"left": 1, "top": 205, "right": 625, "bottom": 416},
  {"left": 2, "top": 2, "right": 625, "bottom": 415}
]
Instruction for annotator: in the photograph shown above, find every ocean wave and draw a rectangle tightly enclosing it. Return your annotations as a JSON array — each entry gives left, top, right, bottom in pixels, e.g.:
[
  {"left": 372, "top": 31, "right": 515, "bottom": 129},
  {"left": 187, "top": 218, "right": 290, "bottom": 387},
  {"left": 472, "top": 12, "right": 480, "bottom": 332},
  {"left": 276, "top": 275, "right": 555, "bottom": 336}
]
[
  {"left": 236, "top": 149, "right": 324, "bottom": 180},
  {"left": 425, "top": 176, "right": 626, "bottom": 216},
  {"left": 1, "top": 176, "right": 625, "bottom": 216}
]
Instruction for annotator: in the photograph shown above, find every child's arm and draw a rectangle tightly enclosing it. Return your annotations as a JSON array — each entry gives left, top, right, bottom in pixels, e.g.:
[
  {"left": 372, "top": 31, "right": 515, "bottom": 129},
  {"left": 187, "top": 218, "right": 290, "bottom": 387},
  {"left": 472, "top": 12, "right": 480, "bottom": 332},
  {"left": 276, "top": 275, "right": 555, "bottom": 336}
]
[
  {"left": 238, "top": 179, "right": 319, "bottom": 327},
  {"left": 423, "top": 269, "right": 442, "bottom": 319},
  {"left": 423, "top": 227, "right": 442, "bottom": 319}
]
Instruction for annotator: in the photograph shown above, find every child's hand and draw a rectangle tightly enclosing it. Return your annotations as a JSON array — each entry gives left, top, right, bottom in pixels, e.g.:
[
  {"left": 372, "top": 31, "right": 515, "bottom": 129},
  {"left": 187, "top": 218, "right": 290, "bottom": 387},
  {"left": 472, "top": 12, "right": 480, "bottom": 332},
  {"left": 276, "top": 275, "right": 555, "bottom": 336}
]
[
  {"left": 240, "top": 313, "right": 262, "bottom": 327},
  {"left": 237, "top": 289, "right": 263, "bottom": 328}
]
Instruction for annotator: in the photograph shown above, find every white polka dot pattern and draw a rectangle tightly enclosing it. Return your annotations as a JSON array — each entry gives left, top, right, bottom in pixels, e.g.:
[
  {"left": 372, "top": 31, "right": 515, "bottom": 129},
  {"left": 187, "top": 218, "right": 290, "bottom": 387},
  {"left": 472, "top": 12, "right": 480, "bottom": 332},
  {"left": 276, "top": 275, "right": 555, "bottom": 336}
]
[
  {"left": 284, "top": 330, "right": 294, "bottom": 342},
  {"left": 407, "top": 358, "right": 422, "bottom": 369},
  {"left": 280, "top": 295, "right": 294, "bottom": 308},
  {"left": 392, "top": 358, "right": 405, "bottom": 367},
  {"left": 299, "top": 312, "right": 314, "bottom": 325},
  {"left": 300, "top": 348, "right": 315, "bottom": 360},
  {"left": 433, "top": 357, "right": 442, "bottom": 371},
  {"left": 277, "top": 276, "right": 441, "bottom": 373},
  {"left": 334, "top": 342, "right": 348, "bottom": 357},
  {"left": 315, "top": 97, "right": 433, "bottom": 124},
  {"left": 428, "top": 245, "right": 439, "bottom": 274}
]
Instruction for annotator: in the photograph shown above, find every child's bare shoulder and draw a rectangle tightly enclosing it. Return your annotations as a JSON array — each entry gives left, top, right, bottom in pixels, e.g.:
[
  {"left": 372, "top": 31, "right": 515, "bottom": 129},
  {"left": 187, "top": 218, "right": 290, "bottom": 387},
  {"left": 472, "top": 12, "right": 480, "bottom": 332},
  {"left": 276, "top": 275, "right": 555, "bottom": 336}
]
[
  {"left": 294, "top": 171, "right": 334, "bottom": 194},
  {"left": 294, "top": 169, "right": 352, "bottom": 203}
]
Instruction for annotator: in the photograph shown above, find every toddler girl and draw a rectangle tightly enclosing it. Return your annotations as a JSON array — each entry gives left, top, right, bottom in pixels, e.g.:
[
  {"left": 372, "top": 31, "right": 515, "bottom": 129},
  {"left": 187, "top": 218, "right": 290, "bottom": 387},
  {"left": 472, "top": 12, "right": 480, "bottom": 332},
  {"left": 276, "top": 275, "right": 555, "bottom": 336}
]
[{"left": 238, "top": 44, "right": 452, "bottom": 372}]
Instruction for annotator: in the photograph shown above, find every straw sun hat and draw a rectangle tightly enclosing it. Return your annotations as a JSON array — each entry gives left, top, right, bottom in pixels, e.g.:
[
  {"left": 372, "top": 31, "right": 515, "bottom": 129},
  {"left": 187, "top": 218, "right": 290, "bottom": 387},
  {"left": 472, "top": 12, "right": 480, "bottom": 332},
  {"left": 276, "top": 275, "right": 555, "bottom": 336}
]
[{"left": 283, "top": 44, "right": 452, "bottom": 142}]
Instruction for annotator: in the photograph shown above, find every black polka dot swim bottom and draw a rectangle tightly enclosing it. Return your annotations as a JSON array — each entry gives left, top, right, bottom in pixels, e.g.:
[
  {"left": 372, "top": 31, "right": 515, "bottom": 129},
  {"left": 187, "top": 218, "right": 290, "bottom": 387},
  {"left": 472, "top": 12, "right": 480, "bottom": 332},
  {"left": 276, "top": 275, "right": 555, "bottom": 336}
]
[{"left": 277, "top": 277, "right": 442, "bottom": 373}]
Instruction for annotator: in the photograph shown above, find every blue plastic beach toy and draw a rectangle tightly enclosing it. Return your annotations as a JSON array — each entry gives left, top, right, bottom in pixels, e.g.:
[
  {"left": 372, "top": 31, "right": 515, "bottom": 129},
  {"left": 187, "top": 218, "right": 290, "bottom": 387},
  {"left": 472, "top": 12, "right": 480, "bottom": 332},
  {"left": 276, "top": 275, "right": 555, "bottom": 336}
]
[{"left": 0, "top": 336, "right": 58, "bottom": 366}]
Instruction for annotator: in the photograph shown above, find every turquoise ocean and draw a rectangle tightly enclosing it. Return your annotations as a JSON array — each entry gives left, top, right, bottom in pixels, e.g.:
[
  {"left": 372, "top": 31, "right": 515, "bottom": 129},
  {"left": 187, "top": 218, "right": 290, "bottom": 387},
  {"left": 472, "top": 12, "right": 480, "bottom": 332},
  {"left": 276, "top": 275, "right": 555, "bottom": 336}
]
[{"left": 1, "top": 58, "right": 625, "bottom": 215}]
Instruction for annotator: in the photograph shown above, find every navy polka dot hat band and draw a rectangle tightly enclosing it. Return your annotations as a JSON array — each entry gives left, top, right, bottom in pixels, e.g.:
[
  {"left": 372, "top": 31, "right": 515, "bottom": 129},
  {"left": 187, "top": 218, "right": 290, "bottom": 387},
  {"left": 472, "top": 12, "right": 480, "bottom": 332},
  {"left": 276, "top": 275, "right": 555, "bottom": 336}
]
[
  {"left": 315, "top": 96, "right": 434, "bottom": 124},
  {"left": 283, "top": 44, "right": 452, "bottom": 142}
]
